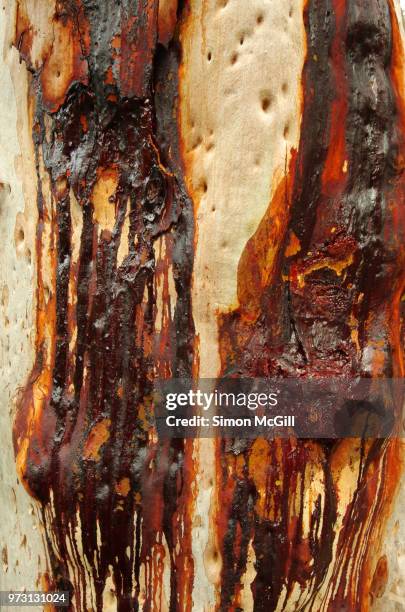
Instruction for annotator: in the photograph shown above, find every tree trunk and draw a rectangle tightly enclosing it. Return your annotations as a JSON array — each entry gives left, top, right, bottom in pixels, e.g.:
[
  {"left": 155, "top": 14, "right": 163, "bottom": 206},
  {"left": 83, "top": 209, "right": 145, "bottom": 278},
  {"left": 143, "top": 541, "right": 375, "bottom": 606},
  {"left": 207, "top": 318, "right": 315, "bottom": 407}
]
[{"left": 1, "top": 0, "right": 405, "bottom": 610}]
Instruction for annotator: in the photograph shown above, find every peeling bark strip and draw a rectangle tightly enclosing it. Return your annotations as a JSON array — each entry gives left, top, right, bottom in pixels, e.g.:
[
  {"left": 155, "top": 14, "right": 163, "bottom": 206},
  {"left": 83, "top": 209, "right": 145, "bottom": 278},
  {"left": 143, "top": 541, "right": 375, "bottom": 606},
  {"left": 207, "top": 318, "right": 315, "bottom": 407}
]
[{"left": 10, "top": 0, "right": 405, "bottom": 611}]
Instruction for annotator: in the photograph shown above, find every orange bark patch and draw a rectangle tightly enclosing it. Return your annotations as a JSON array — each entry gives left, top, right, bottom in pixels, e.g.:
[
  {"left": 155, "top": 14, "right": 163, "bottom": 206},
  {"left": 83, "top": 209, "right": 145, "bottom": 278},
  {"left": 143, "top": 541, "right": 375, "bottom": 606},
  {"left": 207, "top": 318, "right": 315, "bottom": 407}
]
[
  {"left": 92, "top": 167, "right": 119, "bottom": 230},
  {"left": 115, "top": 477, "right": 131, "bottom": 497},
  {"left": 237, "top": 157, "right": 296, "bottom": 322},
  {"left": 83, "top": 419, "right": 111, "bottom": 461},
  {"left": 285, "top": 231, "right": 301, "bottom": 257},
  {"left": 158, "top": 0, "right": 178, "bottom": 46},
  {"left": 370, "top": 555, "right": 388, "bottom": 602},
  {"left": 40, "top": 15, "right": 88, "bottom": 112}
]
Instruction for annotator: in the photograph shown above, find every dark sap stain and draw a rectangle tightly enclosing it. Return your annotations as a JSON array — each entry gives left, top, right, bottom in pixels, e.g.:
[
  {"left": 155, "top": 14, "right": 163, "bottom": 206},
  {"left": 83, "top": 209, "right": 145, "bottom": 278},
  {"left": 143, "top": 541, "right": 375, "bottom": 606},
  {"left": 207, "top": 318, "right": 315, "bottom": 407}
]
[
  {"left": 14, "top": 1, "right": 195, "bottom": 610},
  {"left": 216, "top": 0, "right": 405, "bottom": 610}
]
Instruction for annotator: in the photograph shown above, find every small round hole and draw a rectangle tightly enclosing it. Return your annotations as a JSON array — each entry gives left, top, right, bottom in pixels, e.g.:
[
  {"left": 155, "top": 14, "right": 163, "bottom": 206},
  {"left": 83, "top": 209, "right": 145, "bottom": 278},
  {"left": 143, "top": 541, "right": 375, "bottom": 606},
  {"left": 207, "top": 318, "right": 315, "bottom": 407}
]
[
  {"left": 207, "top": 51, "right": 212, "bottom": 61},
  {"left": 261, "top": 97, "right": 271, "bottom": 112},
  {"left": 257, "top": 13, "right": 264, "bottom": 24}
]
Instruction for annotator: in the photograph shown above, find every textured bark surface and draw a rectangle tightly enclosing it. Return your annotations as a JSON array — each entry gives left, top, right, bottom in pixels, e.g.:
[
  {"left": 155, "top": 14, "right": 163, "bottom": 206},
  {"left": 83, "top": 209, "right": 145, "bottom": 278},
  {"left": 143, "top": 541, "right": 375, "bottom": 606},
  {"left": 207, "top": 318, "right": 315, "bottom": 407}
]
[{"left": 1, "top": 0, "right": 405, "bottom": 610}]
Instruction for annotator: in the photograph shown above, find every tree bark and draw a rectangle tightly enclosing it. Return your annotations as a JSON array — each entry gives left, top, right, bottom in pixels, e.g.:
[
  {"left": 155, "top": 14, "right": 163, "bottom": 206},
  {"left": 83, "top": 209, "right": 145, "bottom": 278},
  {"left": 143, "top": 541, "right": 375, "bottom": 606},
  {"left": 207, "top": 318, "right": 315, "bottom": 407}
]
[{"left": 1, "top": 0, "right": 405, "bottom": 610}]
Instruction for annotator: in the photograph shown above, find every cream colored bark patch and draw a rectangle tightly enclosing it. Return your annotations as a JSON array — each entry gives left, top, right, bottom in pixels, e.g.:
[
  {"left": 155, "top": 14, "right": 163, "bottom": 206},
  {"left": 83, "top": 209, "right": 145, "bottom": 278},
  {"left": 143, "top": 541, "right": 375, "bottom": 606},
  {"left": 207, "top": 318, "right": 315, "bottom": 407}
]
[
  {"left": 180, "top": 0, "right": 306, "bottom": 378},
  {"left": 0, "top": 2, "right": 48, "bottom": 592},
  {"left": 92, "top": 168, "right": 119, "bottom": 232}
]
